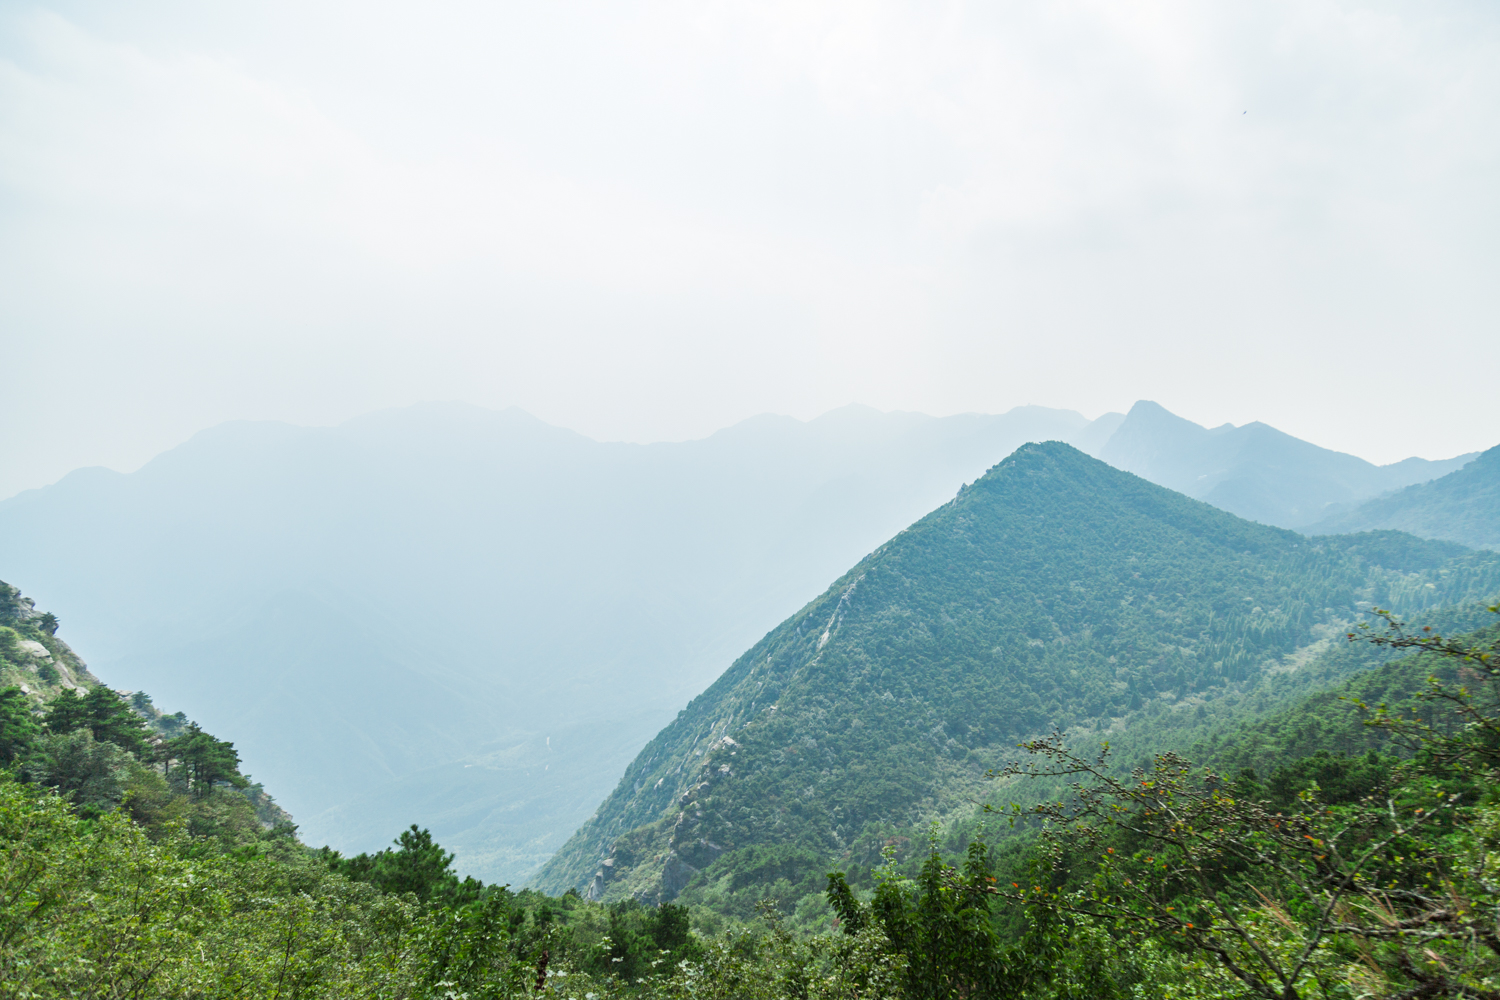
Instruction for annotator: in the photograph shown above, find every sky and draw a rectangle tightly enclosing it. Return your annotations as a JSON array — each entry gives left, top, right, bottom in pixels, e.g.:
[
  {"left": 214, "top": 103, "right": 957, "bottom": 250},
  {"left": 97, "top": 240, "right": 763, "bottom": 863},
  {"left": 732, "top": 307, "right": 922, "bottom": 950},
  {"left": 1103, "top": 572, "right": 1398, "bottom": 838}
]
[{"left": 2, "top": 0, "right": 1498, "bottom": 500}]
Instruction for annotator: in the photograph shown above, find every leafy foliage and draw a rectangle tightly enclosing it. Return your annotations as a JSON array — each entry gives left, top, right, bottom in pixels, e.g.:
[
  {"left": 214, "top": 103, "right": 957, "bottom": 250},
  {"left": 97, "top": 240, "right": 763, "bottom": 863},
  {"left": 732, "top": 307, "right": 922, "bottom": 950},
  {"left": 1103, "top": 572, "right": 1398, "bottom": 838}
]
[
  {"left": 601, "top": 899, "right": 704, "bottom": 980},
  {"left": 0, "top": 773, "right": 425, "bottom": 998},
  {"left": 828, "top": 841, "right": 1010, "bottom": 1000},
  {"left": 0, "top": 765, "right": 926, "bottom": 999},
  {"left": 24, "top": 727, "right": 136, "bottom": 818},
  {"left": 984, "top": 606, "right": 1500, "bottom": 999}
]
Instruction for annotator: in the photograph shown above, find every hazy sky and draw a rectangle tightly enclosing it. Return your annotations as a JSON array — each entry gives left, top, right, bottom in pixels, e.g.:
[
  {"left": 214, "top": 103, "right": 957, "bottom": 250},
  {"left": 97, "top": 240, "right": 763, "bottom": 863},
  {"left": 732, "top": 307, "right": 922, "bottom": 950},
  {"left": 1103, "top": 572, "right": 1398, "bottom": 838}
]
[{"left": 2, "top": 0, "right": 1497, "bottom": 500}]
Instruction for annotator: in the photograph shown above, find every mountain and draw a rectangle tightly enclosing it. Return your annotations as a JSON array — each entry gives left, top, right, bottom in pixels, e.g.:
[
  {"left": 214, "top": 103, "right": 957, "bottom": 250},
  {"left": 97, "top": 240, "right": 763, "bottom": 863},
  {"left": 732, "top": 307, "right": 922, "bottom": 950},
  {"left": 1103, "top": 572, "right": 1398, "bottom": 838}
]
[
  {"left": 1304, "top": 443, "right": 1500, "bottom": 548},
  {"left": 1090, "top": 400, "right": 1477, "bottom": 528},
  {"left": 1, "top": 398, "right": 1476, "bottom": 886},
  {"left": 533, "top": 442, "right": 1500, "bottom": 903},
  {"left": 0, "top": 401, "right": 1098, "bottom": 884}
]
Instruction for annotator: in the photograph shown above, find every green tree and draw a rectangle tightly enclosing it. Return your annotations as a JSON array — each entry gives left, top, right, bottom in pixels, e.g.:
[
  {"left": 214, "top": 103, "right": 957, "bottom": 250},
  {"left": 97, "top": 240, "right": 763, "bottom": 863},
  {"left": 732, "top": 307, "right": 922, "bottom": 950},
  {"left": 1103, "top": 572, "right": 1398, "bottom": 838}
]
[
  {"left": 40, "top": 688, "right": 88, "bottom": 734},
  {"left": 326, "top": 824, "right": 482, "bottom": 906},
  {"left": 166, "top": 722, "right": 246, "bottom": 797},
  {"left": 0, "top": 773, "right": 423, "bottom": 998},
  {"left": 598, "top": 899, "right": 703, "bottom": 981},
  {"left": 24, "top": 728, "right": 134, "bottom": 817},
  {"left": 416, "top": 891, "right": 525, "bottom": 998},
  {"left": 0, "top": 687, "right": 39, "bottom": 765},
  {"left": 43, "top": 686, "right": 152, "bottom": 756},
  {"left": 0, "top": 626, "right": 21, "bottom": 661},
  {"left": 828, "top": 839, "right": 1009, "bottom": 1000}
]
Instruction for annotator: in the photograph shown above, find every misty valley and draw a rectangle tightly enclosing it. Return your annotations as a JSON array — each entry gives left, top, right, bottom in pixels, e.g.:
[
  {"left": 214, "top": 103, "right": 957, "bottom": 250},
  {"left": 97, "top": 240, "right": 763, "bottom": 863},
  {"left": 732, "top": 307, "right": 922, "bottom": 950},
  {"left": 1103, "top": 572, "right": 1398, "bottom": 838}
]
[{"left": 3, "top": 404, "right": 1500, "bottom": 999}]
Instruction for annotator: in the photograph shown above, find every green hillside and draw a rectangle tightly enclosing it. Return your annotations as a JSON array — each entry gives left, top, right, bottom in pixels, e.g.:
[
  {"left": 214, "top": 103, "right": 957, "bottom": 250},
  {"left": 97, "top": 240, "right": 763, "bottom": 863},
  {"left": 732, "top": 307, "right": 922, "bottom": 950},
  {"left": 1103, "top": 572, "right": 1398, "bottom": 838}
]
[
  {"left": 1308, "top": 442, "right": 1500, "bottom": 548},
  {"left": 534, "top": 442, "right": 1500, "bottom": 904}
]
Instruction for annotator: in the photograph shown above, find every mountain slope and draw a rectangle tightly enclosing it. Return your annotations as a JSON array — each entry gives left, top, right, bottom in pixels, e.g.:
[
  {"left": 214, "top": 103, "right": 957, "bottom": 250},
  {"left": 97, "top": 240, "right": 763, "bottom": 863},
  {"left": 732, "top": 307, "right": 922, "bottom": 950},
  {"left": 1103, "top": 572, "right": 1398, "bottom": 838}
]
[
  {"left": 535, "top": 443, "right": 1500, "bottom": 900},
  {"left": 0, "top": 401, "right": 1098, "bottom": 883},
  {"left": 1305, "top": 444, "right": 1500, "bottom": 549},
  {"left": 1, "top": 578, "right": 294, "bottom": 830},
  {"left": 1094, "top": 401, "right": 1476, "bottom": 528},
  {"left": 1, "top": 580, "right": 99, "bottom": 703}
]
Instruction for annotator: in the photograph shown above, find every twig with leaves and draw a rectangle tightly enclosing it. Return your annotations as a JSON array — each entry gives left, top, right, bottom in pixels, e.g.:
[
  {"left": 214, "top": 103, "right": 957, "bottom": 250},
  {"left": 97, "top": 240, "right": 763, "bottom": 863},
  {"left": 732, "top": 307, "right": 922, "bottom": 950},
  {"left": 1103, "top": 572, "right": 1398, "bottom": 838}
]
[{"left": 983, "top": 604, "right": 1500, "bottom": 999}]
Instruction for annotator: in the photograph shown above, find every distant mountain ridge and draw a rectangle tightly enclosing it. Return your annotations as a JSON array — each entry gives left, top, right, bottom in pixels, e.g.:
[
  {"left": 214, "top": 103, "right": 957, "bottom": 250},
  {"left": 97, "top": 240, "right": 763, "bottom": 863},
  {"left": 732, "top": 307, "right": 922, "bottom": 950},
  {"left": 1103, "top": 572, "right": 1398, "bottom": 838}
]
[
  {"left": 1306, "top": 444, "right": 1500, "bottom": 549},
  {"left": 534, "top": 443, "right": 1500, "bottom": 902},
  {"left": 1089, "top": 401, "right": 1476, "bottom": 528}
]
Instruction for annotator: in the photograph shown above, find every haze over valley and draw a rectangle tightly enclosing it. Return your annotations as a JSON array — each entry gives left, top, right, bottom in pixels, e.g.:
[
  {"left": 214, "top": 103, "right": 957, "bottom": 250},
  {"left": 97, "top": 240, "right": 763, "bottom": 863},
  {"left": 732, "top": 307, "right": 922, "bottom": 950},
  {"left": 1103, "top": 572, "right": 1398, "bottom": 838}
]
[{"left": 1, "top": 398, "right": 1489, "bottom": 883}]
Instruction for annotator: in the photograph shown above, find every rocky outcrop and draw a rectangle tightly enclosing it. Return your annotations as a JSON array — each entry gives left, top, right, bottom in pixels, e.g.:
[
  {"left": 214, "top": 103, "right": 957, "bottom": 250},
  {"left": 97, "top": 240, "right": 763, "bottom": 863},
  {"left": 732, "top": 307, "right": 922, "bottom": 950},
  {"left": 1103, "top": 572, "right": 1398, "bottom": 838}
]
[
  {"left": 0, "top": 579, "right": 100, "bottom": 701},
  {"left": 660, "top": 854, "right": 698, "bottom": 898},
  {"left": 574, "top": 734, "right": 742, "bottom": 903}
]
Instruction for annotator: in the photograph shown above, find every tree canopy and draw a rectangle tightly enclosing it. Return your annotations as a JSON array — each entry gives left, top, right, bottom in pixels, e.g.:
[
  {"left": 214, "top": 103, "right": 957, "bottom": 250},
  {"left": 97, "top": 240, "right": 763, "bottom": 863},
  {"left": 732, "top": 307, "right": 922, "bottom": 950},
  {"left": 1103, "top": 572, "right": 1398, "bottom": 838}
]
[{"left": 43, "top": 686, "right": 152, "bottom": 757}]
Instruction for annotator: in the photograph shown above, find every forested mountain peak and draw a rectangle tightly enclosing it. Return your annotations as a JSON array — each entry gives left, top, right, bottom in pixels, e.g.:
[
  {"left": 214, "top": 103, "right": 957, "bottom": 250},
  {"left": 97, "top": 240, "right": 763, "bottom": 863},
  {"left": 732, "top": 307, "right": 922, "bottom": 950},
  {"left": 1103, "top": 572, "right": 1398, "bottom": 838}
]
[{"left": 534, "top": 441, "right": 1500, "bottom": 905}]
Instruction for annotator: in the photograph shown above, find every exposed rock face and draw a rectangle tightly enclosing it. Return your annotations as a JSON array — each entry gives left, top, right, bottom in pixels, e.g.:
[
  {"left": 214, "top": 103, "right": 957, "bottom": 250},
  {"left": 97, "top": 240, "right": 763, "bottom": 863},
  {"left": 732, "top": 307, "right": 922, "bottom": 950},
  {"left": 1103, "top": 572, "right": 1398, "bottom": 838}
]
[
  {"left": 660, "top": 854, "right": 698, "bottom": 898},
  {"left": 566, "top": 742, "right": 741, "bottom": 903},
  {"left": 1, "top": 580, "right": 100, "bottom": 703}
]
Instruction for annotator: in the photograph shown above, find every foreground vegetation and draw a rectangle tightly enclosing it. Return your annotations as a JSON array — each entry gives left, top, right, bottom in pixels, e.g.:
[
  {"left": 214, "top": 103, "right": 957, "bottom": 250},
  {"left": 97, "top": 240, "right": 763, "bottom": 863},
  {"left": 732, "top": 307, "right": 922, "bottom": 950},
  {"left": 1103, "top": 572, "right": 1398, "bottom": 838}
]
[{"left": 5, "top": 572, "right": 1500, "bottom": 996}]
